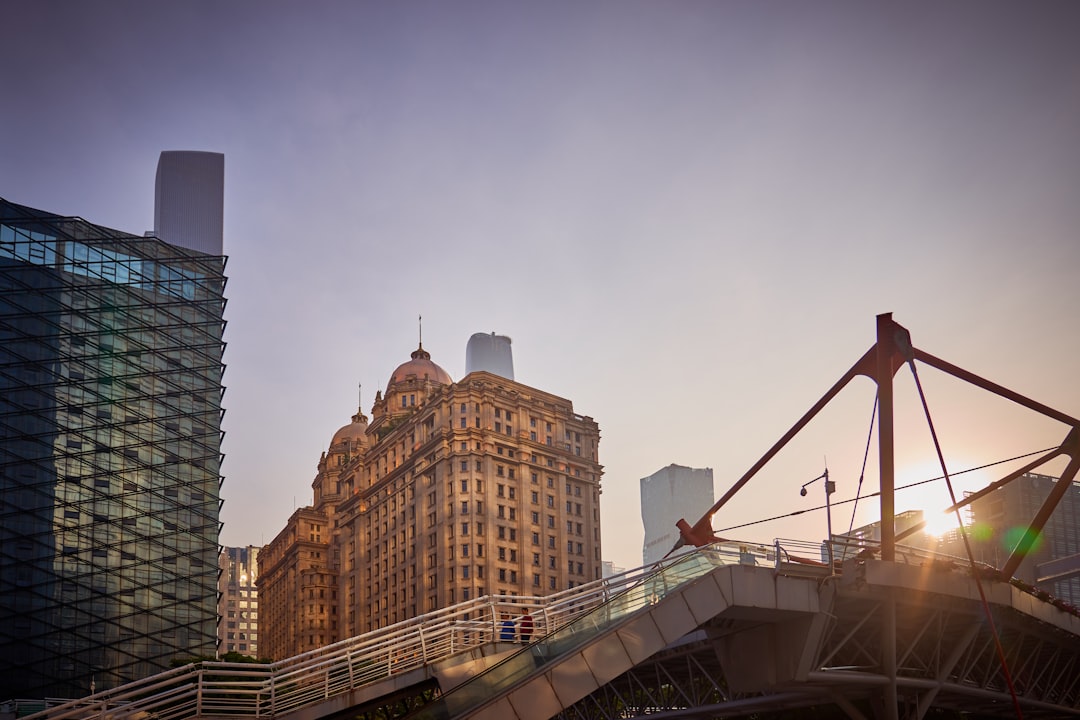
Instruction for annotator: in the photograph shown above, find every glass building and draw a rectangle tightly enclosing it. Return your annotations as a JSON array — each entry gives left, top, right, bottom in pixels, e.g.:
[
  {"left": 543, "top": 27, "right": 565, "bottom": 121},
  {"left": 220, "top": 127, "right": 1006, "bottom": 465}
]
[
  {"left": 0, "top": 197, "right": 227, "bottom": 698},
  {"left": 640, "top": 464, "right": 714, "bottom": 565}
]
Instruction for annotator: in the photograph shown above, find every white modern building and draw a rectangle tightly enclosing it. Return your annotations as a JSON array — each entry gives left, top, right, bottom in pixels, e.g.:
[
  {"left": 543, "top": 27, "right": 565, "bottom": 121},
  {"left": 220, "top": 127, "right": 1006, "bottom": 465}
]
[
  {"left": 640, "top": 464, "right": 714, "bottom": 565},
  {"left": 465, "top": 332, "right": 514, "bottom": 381}
]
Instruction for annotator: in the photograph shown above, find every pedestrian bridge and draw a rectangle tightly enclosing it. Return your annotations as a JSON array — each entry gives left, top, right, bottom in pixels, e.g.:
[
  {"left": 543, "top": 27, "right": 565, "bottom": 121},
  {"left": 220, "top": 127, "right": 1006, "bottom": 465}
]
[{"left": 22, "top": 539, "right": 1080, "bottom": 720}]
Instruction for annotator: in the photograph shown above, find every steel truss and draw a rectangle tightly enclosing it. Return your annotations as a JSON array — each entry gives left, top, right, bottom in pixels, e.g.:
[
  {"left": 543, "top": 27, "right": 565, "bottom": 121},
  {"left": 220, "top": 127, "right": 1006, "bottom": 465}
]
[
  {"left": 557, "top": 564, "right": 1080, "bottom": 720},
  {"left": 660, "top": 313, "right": 1080, "bottom": 720},
  {"left": 812, "top": 565, "right": 1080, "bottom": 719}
]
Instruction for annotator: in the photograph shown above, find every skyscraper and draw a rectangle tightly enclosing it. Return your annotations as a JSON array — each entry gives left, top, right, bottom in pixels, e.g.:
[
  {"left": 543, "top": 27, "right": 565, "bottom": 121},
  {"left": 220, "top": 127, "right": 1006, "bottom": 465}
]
[
  {"left": 640, "top": 464, "right": 714, "bottom": 565},
  {"left": 218, "top": 546, "right": 261, "bottom": 658},
  {"left": 0, "top": 154, "right": 227, "bottom": 697},
  {"left": 259, "top": 339, "right": 602, "bottom": 660},
  {"left": 465, "top": 332, "right": 514, "bottom": 381},
  {"left": 153, "top": 151, "right": 225, "bottom": 255}
]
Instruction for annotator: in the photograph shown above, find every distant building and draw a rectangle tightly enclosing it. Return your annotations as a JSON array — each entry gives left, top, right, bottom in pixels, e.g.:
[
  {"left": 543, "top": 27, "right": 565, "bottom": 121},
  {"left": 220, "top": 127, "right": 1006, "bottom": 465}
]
[
  {"left": 259, "top": 339, "right": 602, "bottom": 660},
  {"left": 0, "top": 152, "right": 227, "bottom": 697},
  {"left": 833, "top": 510, "right": 937, "bottom": 562},
  {"left": 154, "top": 151, "right": 225, "bottom": 255},
  {"left": 834, "top": 475, "right": 1080, "bottom": 606},
  {"left": 258, "top": 506, "right": 337, "bottom": 659},
  {"left": 601, "top": 560, "right": 626, "bottom": 578},
  {"left": 465, "top": 332, "right": 514, "bottom": 381},
  {"left": 218, "top": 547, "right": 261, "bottom": 658},
  {"left": 963, "top": 472, "right": 1080, "bottom": 605},
  {"left": 640, "top": 465, "right": 714, "bottom": 565}
]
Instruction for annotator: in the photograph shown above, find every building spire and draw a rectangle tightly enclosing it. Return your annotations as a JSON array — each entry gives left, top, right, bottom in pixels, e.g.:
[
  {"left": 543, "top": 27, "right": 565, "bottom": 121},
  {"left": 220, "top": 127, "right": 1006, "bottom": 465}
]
[
  {"left": 411, "top": 314, "right": 432, "bottom": 360},
  {"left": 352, "top": 382, "right": 368, "bottom": 424}
]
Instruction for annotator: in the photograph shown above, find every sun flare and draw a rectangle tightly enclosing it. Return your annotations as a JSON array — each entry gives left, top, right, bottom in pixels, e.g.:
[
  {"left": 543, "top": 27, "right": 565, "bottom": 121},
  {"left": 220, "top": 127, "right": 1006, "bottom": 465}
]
[{"left": 921, "top": 509, "right": 962, "bottom": 539}]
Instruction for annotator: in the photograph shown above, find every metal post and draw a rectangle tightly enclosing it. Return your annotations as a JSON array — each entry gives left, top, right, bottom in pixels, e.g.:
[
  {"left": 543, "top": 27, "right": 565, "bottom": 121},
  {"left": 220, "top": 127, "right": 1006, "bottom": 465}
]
[
  {"left": 883, "top": 596, "right": 899, "bottom": 720},
  {"left": 876, "top": 313, "right": 896, "bottom": 562},
  {"left": 800, "top": 470, "right": 834, "bottom": 567},
  {"left": 824, "top": 469, "right": 835, "bottom": 569},
  {"left": 876, "top": 314, "right": 900, "bottom": 720}
]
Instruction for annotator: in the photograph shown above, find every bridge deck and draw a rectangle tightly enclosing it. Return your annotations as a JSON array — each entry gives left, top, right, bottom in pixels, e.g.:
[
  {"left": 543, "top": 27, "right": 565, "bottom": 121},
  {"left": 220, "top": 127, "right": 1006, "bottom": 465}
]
[{"left": 22, "top": 541, "right": 1080, "bottom": 720}]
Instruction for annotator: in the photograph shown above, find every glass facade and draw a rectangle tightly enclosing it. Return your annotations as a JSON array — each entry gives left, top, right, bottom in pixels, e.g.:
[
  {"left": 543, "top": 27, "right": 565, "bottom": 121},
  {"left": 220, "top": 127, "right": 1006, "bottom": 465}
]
[{"left": 0, "top": 198, "right": 226, "bottom": 698}]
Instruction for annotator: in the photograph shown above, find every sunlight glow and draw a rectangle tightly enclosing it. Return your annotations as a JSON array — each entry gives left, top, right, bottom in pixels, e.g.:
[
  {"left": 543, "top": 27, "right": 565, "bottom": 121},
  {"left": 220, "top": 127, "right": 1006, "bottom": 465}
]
[{"left": 922, "top": 509, "right": 961, "bottom": 539}]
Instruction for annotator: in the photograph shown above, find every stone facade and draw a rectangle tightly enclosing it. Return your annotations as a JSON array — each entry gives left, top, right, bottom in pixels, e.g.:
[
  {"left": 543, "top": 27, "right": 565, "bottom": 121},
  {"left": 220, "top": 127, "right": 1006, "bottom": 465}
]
[{"left": 258, "top": 343, "right": 602, "bottom": 660}]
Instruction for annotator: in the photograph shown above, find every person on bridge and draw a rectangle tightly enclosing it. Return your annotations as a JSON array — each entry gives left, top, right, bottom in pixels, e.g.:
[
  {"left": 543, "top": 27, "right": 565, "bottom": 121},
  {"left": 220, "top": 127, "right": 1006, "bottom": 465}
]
[
  {"left": 500, "top": 615, "right": 515, "bottom": 642},
  {"left": 519, "top": 612, "right": 534, "bottom": 644}
]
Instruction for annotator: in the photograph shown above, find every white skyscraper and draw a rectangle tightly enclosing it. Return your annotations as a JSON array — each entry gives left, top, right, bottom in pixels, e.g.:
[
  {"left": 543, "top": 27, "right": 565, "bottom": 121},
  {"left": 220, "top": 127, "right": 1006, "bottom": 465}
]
[
  {"left": 154, "top": 150, "right": 225, "bottom": 255},
  {"left": 465, "top": 332, "right": 514, "bottom": 380},
  {"left": 640, "top": 464, "right": 714, "bottom": 565}
]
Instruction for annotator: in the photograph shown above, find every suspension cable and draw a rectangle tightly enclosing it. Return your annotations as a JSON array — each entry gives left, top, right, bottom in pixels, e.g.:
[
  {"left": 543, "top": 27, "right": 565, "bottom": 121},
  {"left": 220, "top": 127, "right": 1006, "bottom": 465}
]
[
  {"left": 847, "top": 392, "right": 878, "bottom": 535},
  {"left": 906, "top": 359, "right": 1024, "bottom": 719},
  {"left": 713, "top": 447, "right": 1055, "bottom": 535}
]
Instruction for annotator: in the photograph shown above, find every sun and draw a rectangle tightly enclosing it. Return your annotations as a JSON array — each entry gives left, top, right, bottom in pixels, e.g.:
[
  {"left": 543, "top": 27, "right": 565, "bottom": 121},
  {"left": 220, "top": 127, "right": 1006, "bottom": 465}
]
[{"left": 921, "top": 508, "right": 962, "bottom": 539}]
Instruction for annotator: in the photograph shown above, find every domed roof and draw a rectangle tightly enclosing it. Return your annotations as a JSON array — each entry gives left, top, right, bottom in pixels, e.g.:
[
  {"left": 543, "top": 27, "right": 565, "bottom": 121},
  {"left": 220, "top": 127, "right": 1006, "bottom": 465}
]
[
  {"left": 331, "top": 410, "right": 368, "bottom": 447},
  {"left": 388, "top": 344, "right": 452, "bottom": 389}
]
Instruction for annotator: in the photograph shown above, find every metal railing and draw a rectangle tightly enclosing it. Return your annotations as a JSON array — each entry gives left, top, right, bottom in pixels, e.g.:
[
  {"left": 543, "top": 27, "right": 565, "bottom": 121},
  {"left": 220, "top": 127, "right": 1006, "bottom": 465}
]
[
  {"left": 25, "top": 542, "right": 778, "bottom": 720},
  {"left": 410, "top": 545, "right": 740, "bottom": 720},
  {"left": 773, "top": 536, "right": 978, "bottom": 570},
  {"left": 34, "top": 538, "right": 979, "bottom": 720}
]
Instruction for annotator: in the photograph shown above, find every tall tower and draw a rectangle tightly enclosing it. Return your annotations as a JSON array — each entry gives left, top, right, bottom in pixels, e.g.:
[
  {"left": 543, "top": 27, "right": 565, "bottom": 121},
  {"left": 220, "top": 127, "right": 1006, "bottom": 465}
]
[
  {"left": 466, "top": 332, "right": 514, "bottom": 381},
  {"left": 0, "top": 155, "right": 227, "bottom": 697},
  {"left": 154, "top": 151, "right": 224, "bottom": 255},
  {"left": 640, "top": 465, "right": 714, "bottom": 565}
]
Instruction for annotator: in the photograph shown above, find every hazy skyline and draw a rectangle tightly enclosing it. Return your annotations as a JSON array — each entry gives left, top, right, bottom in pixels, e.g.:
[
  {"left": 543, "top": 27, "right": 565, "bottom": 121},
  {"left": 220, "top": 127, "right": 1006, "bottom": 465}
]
[{"left": 3, "top": 1, "right": 1079, "bottom": 571}]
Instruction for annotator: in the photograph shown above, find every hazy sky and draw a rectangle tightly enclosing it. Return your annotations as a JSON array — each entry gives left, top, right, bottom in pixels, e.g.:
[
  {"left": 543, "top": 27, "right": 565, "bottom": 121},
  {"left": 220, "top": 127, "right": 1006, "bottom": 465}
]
[{"left": 3, "top": 1, "right": 1079, "bottom": 572}]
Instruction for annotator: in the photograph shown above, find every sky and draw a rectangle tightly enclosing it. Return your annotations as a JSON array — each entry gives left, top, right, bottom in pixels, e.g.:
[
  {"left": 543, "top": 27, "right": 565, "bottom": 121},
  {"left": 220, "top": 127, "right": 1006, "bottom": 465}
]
[{"left": 3, "top": 1, "right": 1079, "bottom": 573}]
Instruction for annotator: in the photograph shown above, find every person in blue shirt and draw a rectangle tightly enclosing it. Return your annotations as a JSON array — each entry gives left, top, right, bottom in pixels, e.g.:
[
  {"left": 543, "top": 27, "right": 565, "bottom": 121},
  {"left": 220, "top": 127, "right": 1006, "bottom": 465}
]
[{"left": 499, "top": 614, "right": 515, "bottom": 642}]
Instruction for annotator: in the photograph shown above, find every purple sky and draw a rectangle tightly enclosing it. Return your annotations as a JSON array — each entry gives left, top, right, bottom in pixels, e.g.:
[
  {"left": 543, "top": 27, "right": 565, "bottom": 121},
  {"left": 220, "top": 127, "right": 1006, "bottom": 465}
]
[{"left": 3, "top": 1, "right": 1079, "bottom": 571}]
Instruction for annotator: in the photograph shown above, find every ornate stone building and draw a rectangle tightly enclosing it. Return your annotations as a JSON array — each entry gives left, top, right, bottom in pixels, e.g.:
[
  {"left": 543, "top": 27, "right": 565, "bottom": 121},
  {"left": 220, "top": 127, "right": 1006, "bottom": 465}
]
[{"left": 259, "top": 341, "right": 602, "bottom": 660}]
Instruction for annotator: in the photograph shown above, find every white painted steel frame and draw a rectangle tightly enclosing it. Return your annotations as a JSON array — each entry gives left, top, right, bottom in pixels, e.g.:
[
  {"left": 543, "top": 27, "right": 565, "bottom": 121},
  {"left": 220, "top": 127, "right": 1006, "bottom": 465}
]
[{"left": 24, "top": 542, "right": 775, "bottom": 720}]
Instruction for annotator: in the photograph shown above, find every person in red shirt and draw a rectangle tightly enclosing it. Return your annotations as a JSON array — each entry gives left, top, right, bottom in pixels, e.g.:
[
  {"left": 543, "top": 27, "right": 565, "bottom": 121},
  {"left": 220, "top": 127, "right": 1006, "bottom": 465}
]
[{"left": 519, "top": 612, "right": 534, "bottom": 644}]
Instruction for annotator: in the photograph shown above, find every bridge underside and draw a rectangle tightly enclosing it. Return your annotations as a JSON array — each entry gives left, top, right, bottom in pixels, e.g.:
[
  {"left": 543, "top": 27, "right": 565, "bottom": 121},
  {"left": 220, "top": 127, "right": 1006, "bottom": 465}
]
[
  {"left": 27, "top": 553, "right": 1079, "bottom": 720},
  {"left": 552, "top": 560, "right": 1080, "bottom": 720},
  {"left": 365, "top": 559, "right": 1080, "bottom": 720}
]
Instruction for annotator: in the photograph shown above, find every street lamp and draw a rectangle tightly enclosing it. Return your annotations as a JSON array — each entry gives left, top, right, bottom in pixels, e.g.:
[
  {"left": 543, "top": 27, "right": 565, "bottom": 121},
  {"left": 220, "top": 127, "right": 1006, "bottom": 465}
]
[{"left": 800, "top": 468, "right": 835, "bottom": 568}]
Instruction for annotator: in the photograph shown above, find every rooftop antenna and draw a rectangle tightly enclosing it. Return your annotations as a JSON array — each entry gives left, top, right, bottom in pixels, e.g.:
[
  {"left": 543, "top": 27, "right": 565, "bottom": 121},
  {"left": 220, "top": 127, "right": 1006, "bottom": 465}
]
[{"left": 418, "top": 314, "right": 423, "bottom": 348}]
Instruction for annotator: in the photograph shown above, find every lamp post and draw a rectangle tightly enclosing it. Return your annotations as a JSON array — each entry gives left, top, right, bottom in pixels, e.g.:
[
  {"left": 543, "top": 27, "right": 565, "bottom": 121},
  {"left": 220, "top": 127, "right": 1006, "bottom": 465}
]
[{"left": 800, "top": 468, "right": 835, "bottom": 568}]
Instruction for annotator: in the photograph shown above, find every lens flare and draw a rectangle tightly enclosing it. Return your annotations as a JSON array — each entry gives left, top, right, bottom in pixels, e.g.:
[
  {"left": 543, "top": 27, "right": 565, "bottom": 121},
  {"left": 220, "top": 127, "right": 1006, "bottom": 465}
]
[
  {"left": 921, "top": 510, "right": 961, "bottom": 539},
  {"left": 1003, "top": 526, "right": 1043, "bottom": 555}
]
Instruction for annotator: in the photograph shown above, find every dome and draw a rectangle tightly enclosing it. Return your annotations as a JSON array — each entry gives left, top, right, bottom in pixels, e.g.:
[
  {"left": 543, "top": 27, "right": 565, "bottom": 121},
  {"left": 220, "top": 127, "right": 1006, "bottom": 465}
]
[
  {"left": 388, "top": 344, "right": 452, "bottom": 389},
  {"left": 331, "top": 410, "right": 368, "bottom": 447}
]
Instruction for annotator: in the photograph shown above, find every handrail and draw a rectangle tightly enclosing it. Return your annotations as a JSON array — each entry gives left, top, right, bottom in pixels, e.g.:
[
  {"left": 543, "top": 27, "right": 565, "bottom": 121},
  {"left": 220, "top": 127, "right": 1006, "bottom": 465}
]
[
  {"left": 409, "top": 545, "right": 744, "bottom": 720},
  {"left": 28, "top": 544, "right": 774, "bottom": 720},
  {"left": 31, "top": 536, "right": 1051, "bottom": 720}
]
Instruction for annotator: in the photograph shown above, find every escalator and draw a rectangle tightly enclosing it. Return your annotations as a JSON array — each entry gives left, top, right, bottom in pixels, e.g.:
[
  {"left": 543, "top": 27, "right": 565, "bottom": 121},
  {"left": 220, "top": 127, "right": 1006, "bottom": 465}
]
[{"left": 405, "top": 548, "right": 734, "bottom": 720}]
